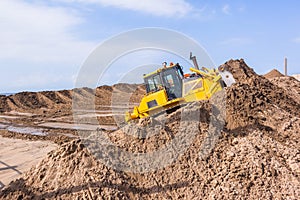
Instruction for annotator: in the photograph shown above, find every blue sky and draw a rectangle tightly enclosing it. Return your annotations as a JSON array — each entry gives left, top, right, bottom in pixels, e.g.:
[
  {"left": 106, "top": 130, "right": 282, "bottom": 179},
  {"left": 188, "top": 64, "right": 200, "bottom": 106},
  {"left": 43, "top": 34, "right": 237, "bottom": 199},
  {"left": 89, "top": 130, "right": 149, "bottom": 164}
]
[{"left": 1, "top": 0, "right": 300, "bottom": 93}]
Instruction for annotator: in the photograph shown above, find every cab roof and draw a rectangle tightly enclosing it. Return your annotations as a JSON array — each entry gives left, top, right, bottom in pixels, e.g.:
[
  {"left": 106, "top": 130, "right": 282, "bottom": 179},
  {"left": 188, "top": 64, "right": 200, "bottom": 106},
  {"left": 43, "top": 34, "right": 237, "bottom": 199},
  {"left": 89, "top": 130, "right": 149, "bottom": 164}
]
[{"left": 143, "top": 64, "right": 178, "bottom": 79}]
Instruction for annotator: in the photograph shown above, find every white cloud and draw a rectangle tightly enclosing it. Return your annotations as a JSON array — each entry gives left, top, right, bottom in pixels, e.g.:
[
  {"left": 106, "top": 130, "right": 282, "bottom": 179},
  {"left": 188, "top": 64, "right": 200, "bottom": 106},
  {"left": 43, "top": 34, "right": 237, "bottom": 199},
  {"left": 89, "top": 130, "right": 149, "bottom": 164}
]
[
  {"left": 238, "top": 6, "right": 246, "bottom": 12},
  {"left": 293, "top": 37, "right": 300, "bottom": 43},
  {"left": 59, "top": 0, "right": 194, "bottom": 17},
  {"left": 220, "top": 38, "right": 253, "bottom": 46},
  {"left": 222, "top": 4, "right": 231, "bottom": 15},
  {"left": 0, "top": 0, "right": 97, "bottom": 92},
  {"left": 0, "top": 0, "right": 95, "bottom": 64}
]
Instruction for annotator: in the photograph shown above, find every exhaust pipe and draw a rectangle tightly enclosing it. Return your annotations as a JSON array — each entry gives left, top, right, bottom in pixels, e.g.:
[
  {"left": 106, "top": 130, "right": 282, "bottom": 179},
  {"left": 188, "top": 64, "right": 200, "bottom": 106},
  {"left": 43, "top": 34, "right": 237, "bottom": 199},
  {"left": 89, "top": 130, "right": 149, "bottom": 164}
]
[{"left": 190, "top": 52, "right": 200, "bottom": 70}]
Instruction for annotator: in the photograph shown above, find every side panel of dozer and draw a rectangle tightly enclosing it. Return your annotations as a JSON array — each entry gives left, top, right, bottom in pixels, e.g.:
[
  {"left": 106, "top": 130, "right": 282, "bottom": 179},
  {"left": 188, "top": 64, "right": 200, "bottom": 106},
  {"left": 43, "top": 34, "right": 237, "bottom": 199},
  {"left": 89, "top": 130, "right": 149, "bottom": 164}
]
[
  {"left": 183, "top": 77, "right": 223, "bottom": 102},
  {"left": 126, "top": 89, "right": 169, "bottom": 121},
  {"left": 138, "top": 89, "right": 169, "bottom": 114}
]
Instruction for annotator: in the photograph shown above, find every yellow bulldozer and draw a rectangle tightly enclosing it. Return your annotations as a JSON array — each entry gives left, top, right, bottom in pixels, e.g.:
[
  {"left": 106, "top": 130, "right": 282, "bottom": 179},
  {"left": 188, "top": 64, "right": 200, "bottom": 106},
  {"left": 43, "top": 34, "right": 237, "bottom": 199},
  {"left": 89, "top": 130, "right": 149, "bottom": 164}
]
[{"left": 125, "top": 53, "right": 235, "bottom": 122}]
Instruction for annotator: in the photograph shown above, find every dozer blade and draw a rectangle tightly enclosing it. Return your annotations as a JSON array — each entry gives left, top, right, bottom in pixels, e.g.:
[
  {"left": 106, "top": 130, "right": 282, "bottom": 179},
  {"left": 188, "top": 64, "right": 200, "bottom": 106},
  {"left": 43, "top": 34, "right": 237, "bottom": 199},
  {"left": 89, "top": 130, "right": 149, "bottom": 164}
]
[
  {"left": 125, "top": 98, "right": 182, "bottom": 122},
  {"left": 218, "top": 70, "right": 236, "bottom": 87}
]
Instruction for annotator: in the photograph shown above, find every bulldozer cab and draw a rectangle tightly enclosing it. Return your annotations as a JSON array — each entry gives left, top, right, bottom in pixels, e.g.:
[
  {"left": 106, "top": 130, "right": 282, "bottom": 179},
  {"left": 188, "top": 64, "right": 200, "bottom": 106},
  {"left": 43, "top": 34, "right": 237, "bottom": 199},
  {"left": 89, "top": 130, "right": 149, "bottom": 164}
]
[{"left": 144, "top": 65, "right": 183, "bottom": 100}]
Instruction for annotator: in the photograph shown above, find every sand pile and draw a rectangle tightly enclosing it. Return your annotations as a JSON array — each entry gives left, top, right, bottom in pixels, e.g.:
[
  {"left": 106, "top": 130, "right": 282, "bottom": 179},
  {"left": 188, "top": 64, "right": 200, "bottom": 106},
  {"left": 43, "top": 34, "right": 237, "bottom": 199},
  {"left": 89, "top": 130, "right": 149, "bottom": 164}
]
[
  {"left": 263, "top": 69, "right": 285, "bottom": 79},
  {"left": 0, "top": 140, "right": 132, "bottom": 199},
  {"left": 0, "top": 90, "right": 72, "bottom": 113},
  {"left": 0, "top": 84, "right": 144, "bottom": 114},
  {"left": 1, "top": 59, "right": 300, "bottom": 199},
  {"left": 266, "top": 76, "right": 300, "bottom": 104},
  {"left": 219, "top": 59, "right": 258, "bottom": 85}
]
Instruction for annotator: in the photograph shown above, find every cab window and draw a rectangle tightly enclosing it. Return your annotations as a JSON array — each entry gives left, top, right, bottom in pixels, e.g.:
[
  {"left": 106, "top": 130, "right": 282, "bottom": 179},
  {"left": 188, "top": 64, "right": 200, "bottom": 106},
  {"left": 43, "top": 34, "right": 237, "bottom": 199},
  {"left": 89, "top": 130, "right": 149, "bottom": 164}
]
[
  {"left": 145, "top": 75, "right": 162, "bottom": 93},
  {"left": 164, "top": 74, "right": 175, "bottom": 87}
]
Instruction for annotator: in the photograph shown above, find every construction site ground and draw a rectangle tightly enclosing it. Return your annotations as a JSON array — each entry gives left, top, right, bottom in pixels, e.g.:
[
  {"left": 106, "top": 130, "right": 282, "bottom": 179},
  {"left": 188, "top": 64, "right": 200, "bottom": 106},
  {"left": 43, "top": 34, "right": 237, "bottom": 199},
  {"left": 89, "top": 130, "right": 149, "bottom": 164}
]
[{"left": 0, "top": 59, "right": 299, "bottom": 199}]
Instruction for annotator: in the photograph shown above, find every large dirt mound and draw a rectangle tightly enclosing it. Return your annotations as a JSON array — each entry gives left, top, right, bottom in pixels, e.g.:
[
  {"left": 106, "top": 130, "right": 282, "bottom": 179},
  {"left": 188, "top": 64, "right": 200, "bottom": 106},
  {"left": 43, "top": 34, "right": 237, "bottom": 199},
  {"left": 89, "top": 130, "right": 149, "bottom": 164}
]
[
  {"left": 0, "top": 84, "right": 145, "bottom": 113},
  {"left": 0, "top": 140, "right": 132, "bottom": 199},
  {"left": 1, "top": 59, "right": 300, "bottom": 199},
  {"left": 219, "top": 60, "right": 299, "bottom": 130},
  {"left": 266, "top": 76, "right": 300, "bottom": 104},
  {"left": 263, "top": 69, "right": 285, "bottom": 79},
  {"left": 0, "top": 90, "right": 73, "bottom": 113},
  {"left": 219, "top": 59, "right": 258, "bottom": 85}
]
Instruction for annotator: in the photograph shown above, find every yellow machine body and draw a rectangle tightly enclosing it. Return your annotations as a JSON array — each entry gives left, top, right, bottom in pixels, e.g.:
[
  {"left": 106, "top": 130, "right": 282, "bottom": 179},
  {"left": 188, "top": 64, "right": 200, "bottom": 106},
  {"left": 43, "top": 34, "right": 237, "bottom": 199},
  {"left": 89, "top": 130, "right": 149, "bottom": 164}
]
[{"left": 125, "top": 63, "right": 225, "bottom": 122}]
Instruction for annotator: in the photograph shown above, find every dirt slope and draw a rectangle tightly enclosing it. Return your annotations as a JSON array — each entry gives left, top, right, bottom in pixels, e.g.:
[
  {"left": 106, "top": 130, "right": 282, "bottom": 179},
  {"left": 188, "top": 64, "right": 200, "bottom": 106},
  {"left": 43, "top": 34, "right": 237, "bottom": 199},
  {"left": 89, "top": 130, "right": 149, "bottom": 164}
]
[
  {"left": 265, "top": 76, "right": 300, "bottom": 104},
  {"left": 1, "top": 59, "right": 300, "bottom": 199},
  {"left": 263, "top": 69, "right": 284, "bottom": 79},
  {"left": 0, "top": 84, "right": 145, "bottom": 114}
]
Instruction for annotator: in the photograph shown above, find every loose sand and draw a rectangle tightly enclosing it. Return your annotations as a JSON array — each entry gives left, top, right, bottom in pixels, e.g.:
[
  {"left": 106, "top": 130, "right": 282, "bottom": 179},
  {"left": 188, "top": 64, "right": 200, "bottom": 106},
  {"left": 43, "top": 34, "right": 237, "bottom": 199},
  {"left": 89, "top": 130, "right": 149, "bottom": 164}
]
[
  {"left": 0, "top": 135, "right": 57, "bottom": 188},
  {"left": 0, "top": 59, "right": 299, "bottom": 199}
]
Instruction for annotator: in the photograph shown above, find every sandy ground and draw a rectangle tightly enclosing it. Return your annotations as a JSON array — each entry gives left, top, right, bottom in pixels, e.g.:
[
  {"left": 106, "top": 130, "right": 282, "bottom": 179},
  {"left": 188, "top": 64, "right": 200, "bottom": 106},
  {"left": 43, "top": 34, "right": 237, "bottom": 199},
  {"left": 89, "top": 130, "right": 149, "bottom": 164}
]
[
  {"left": 0, "top": 136, "right": 57, "bottom": 188},
  {"left": 0, "top": 60, "right": 299, "bottom": 199}
]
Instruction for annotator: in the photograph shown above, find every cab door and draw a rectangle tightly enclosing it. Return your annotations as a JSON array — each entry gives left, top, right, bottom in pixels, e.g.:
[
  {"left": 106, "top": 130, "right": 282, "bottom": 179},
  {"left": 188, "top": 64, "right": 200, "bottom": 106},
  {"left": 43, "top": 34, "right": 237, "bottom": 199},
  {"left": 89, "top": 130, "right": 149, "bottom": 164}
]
[{"left": 162, "top": 68, "right": 183, "bottom": 100}]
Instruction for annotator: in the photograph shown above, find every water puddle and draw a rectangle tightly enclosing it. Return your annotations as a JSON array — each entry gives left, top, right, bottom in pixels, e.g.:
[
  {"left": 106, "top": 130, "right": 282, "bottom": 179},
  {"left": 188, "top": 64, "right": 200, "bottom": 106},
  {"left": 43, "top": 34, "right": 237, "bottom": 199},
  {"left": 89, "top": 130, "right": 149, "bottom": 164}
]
[
  {"left": 6, "top": 111, "right": 34, "bottom": 116},
  {"left": 76, "top": 113, "right": 123, "bottom": 118},
  {"left": 6, "top": 126, "right": 47, "bottom": 136},
  {"left": 0, "top": 115, "right": 19, "bottom": 119},
  {"left": 39, "top": 122, "right": 117, "bottom": 131},
  {"left": 0, "top": 123, "right": 47, "bottom": 136},
  {"left": 0, "top": 124, "right": 8, "bottom": 129}
]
